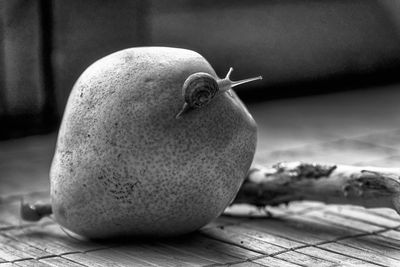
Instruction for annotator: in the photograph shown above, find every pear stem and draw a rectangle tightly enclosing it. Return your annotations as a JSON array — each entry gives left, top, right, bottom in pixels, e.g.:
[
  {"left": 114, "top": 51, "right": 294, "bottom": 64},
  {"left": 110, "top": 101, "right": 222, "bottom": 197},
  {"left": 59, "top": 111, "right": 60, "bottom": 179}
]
[{"left": 20, "top": 200, "right": 53, "bottom": 221}]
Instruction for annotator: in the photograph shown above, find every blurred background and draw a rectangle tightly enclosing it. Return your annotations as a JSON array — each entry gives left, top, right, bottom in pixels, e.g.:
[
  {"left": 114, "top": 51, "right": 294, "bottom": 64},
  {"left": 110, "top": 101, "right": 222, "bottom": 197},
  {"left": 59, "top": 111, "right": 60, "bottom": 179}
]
[{"left": 2, "top": 0, "right": 400, "bottom": 139}]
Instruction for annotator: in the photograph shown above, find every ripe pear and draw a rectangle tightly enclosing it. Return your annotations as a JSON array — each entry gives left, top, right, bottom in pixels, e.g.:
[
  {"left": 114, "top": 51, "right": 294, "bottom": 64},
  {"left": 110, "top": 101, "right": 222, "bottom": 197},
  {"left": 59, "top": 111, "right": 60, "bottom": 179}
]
[{"left": 50, "top": 47, "right": 258, "bottom": 238}]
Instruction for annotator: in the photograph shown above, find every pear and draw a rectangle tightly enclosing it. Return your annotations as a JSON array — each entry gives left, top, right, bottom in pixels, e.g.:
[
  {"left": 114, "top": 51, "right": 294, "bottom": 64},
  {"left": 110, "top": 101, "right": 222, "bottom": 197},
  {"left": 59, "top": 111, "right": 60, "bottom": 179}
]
[{"left": 50, "top": 47, "right": 258, "bottom": 238}]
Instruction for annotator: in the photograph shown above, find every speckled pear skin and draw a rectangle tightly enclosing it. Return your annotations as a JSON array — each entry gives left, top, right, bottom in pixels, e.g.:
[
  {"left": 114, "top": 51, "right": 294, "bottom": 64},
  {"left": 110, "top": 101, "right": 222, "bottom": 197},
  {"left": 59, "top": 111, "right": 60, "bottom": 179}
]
[{"left": 50, "top": 47, "right": 257, "bottom": 239}]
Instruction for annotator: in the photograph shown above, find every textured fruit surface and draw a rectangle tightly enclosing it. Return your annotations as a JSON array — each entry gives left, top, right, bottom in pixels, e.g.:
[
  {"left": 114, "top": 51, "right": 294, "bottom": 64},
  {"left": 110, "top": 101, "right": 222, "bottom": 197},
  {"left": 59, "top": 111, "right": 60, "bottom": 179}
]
[{"left": 50, "top": 47, "right": 257, "bottom": 238}]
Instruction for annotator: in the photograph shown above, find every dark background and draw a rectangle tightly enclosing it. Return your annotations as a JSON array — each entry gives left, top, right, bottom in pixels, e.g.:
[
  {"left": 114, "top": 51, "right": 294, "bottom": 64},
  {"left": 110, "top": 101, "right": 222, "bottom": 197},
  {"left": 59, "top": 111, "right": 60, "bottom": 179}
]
[{"left": 1, "top": 0, "right": 400, "bottom": 139}]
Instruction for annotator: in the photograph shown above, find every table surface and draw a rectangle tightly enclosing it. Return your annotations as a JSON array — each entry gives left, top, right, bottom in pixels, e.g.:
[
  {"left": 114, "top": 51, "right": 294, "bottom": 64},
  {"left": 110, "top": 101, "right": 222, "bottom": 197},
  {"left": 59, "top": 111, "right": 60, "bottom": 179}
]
[{"left": 2, "top": 85, "right": 400, "bottom": 266}]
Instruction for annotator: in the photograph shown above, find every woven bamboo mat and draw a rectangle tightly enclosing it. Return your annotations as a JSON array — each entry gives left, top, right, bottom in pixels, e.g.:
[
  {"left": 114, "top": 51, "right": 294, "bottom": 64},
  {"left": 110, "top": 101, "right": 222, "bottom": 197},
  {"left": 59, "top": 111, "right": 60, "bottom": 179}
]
[
  {"left": 2, "top": 192, "right": 400, "bottom": 266},
  {"left": 2, "top": 87, "right": 400, "bottom": 266}
]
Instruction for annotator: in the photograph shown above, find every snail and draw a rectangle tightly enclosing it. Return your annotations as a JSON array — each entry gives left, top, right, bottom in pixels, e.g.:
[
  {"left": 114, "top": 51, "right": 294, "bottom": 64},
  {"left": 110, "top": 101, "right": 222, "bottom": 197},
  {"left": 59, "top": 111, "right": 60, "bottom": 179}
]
[{"left": 176, "top": 67, "right": 262, "bottom": 118}]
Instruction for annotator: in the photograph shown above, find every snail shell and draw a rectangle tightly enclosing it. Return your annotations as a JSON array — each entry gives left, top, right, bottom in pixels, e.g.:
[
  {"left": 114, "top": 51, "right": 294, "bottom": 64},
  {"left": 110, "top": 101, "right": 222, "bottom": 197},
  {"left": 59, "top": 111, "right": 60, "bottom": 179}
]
[{"left": 182, "top": 72, "right": 219, "bottom": 109}]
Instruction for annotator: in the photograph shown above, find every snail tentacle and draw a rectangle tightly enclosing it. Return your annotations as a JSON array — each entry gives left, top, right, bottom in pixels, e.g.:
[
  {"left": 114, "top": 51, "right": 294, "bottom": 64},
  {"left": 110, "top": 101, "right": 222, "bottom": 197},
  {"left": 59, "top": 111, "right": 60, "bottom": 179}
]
[{"left": 218, "top": 67, "right": 263, "bottom": 92}]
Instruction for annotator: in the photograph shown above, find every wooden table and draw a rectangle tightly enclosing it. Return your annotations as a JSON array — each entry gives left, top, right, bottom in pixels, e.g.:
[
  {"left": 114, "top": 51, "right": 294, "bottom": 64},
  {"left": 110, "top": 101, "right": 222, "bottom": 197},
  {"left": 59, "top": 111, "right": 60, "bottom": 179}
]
[{"left": 2, "top": 85, "right": 400, "bottom": 266}]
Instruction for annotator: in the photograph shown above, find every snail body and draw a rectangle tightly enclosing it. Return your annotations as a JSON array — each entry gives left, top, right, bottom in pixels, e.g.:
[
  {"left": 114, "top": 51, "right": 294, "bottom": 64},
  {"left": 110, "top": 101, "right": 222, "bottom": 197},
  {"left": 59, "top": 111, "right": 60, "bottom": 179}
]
[{"left": 50, "top": 47, "right": 259, "bottom": 238}]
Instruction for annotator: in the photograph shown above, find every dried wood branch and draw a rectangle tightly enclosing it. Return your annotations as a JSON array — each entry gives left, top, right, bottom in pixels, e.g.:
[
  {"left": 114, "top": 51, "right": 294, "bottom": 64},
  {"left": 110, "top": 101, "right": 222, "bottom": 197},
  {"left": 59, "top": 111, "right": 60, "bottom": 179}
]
[{"left": 233, "top": 162, "right": 400, "bottom": 213}]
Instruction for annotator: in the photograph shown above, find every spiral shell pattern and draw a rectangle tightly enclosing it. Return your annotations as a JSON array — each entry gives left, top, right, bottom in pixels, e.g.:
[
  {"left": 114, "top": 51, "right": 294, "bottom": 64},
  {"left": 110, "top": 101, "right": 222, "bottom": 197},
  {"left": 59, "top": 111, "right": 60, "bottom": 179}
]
[{"left": 182, "top": 72, "right": 219, "bottom": 109}]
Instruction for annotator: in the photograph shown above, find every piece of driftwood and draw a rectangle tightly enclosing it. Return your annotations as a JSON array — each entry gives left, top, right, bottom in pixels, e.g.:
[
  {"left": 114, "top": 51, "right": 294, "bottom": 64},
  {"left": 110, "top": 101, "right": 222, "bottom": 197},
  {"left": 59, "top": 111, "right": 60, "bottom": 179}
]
[{"left": 233, "top": 162, "right": 400, "bottom": 213}]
